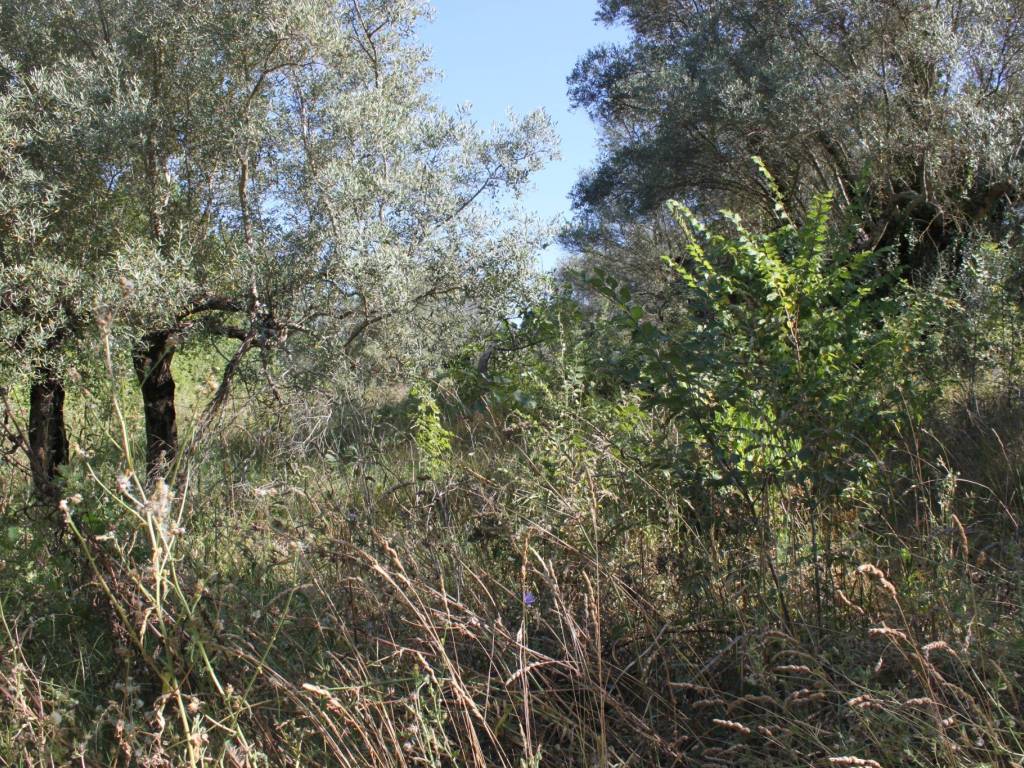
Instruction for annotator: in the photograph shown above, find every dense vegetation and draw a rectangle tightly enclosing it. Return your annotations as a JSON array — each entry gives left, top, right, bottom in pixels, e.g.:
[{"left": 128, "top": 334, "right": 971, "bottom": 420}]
[{"left": 2, "top": 1, "right": 1023, "bottom": 766}]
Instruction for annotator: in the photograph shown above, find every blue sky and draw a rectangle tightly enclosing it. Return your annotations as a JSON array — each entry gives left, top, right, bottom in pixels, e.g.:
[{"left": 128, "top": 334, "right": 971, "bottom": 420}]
[{"left": 417, "top": 2, "right": 628, "bottom": 270}]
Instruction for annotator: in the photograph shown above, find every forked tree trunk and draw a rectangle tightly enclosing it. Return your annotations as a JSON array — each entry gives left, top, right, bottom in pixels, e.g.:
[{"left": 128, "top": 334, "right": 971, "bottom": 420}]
[
  {"left": 28, "top": 368, "right": 69, "bottom": 499},
  {"left": 133, "top": 331, "right": 177, "bottom": 477}
]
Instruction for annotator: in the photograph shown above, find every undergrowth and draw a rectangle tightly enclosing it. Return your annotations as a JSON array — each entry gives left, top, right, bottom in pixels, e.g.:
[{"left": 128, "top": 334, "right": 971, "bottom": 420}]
[
  {"left": 1, "top": 381, "right": 1022, "bottom": 766},
  {"left": 2, "top": 198, "right": 1022, "bottom": 766}
]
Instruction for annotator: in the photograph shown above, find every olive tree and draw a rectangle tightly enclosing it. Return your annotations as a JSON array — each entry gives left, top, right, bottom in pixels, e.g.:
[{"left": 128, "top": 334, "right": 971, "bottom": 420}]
[
  {"left": 0, "top": 0, "right": 554, "bottom": 486},
  {"left": 0, "top": 41, "right": 140, "bottom": 497},
  {"left": 566, "top": 0, "right": 1024, "bottom": 287}
]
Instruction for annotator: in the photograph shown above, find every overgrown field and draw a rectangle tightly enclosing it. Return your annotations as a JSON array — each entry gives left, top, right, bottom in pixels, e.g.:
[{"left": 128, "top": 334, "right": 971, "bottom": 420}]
[
  {"left": 5, "top": 0, "right": 1024, "bottom": 765},
  {"left": 3, "top": 218, "right": 1024, "bottom": 767}
]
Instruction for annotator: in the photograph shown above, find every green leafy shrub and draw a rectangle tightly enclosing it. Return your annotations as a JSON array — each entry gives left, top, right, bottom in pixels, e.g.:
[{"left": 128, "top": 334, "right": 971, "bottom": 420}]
[
  {"left": 411, "top": 382, "right": 456, "bottom": 477},
  {"left": 593, "top": 177, "right": 921, "bottom": 502}
]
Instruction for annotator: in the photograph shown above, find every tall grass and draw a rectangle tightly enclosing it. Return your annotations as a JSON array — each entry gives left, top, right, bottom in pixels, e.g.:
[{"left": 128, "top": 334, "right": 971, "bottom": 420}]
[{"left": 1, "top": 357, "right": 1021, "bottom": 766}]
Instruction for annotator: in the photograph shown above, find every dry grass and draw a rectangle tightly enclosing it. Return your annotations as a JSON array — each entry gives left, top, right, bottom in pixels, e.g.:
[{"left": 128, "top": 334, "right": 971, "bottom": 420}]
[{"left": 0, "top": 387, "right": 1022, "bottom": 767}]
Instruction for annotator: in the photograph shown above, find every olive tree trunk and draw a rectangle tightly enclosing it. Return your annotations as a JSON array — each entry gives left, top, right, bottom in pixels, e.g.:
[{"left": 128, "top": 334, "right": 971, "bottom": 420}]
[
  {"left": 28, "top": 368, "right": 69, "bottom": 499},
  {"left": 133, "top": 331, "right": 177, "bottom": 477}
]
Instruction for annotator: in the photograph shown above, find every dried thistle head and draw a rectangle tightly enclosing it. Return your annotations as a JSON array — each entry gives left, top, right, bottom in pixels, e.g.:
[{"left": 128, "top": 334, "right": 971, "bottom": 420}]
[
  {"left": 95, "top": 306, "right": 113, "bottom": 332},
  {"left": 774, "top": 664, "right": 814, "bottom": 675},
  {"left": 847, "top": 693, "right": 885, "bottom": 710},
  {"left": 826, "top": 758, "right": 882, "bottom": 768},
  {"left": 856, "top": 564, "right": 898, "bottom": 601},
  {"left": 903, "top": 697, "right": 936, "bottom": 708},
  {"left": 868, "top": 626, "right": 908, "bottom": 643},
  {"left": 711, "top": 718, "right": 751, "bottom": 736},
  {"left": 921, "top": 640, "right": 957, "bottom": 660}
]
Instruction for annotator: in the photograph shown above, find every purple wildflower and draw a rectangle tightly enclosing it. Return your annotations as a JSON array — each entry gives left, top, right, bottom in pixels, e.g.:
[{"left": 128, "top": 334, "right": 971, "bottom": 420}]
[{"left": 523, "top": 590, "right": 537, "bottom": 607}]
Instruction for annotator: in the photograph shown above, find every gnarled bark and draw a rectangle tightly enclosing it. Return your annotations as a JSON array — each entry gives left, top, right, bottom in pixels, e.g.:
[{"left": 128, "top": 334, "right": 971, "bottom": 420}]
[
  {"left": 28, "top": 368, "right": 68, "bottom": 499},
  {"left": 133, "top": 331, "right": 177, "bottom": 477}
]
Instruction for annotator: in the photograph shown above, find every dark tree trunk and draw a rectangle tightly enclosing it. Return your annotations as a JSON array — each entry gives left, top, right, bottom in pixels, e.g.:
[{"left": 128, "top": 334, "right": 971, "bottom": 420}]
[
  {"left": 28, "top": 368, "right": 69, "bottom": 499},
  {"left": 133, "top": 331, "right": 177, "bottom": 477}
]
